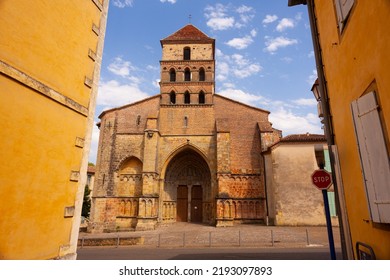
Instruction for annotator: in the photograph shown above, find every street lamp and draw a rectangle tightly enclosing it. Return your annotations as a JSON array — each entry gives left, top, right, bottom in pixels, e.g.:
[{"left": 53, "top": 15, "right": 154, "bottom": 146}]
[
  {"left": 311, "top": 78, "right": 323, "bottom": 118},
  {"left": 288, "top": 0, "right": 307, "bottom": 6},
  {"left": 311, "top": 78, "right": 321, "bottom": 101}
]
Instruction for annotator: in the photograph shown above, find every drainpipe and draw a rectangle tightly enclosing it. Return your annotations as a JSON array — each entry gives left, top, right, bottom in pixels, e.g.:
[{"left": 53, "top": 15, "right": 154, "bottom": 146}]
[
  {"left": 262, "top": 153, "right": 269, "bottom": 226},
  {"left": 288, "top": 0, "right": 349, "bottom": 259},
  {"left": 305, "top": 0, "right": 349, "bottom": 259}
]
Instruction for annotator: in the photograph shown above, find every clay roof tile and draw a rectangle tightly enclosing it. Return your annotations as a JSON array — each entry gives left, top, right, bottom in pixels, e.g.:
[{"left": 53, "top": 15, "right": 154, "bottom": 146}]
[
  {"left": 161, "top": 24, "right": 214, "bottom": 44},
  {"left": 279, "top": 133, "right": 326, "bottom": 143}
]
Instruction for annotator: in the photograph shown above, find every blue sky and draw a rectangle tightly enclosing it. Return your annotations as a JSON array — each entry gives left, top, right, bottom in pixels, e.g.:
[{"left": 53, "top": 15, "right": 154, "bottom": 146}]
[{"left": 90, "top": 0, "right": 321, "bottom": 163}]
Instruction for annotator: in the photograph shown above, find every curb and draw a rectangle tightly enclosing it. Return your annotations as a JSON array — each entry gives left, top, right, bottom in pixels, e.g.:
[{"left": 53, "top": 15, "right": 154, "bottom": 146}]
[{"left": 78, "top": 236, "right": 144, "bottom": 247}]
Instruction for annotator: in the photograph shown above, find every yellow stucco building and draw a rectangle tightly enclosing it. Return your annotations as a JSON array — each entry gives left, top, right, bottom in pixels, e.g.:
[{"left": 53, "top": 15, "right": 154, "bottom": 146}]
[
  {"left": 0, "top": 0, "right": 109, "bottom": 259},
  {"left": 289, "top": 0, "right": 390, "bottom": 259}
]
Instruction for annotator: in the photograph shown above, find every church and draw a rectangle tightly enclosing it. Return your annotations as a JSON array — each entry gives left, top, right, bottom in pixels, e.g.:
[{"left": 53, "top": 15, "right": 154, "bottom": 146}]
[{"left": 89, "top": 24, "right": 283, "bottom": 232}]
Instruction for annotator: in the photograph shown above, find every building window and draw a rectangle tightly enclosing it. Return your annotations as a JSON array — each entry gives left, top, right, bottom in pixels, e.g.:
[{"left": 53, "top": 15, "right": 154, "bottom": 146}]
[
  {"left": 170, "top": 91, "right": 176, "bottom": 104},
  {"left": 183, "top": 47, "right": 191, "bottom": 60},
  {"left": 184, "top": 68, "right": 191, "bottom": 81},
  {"left": 199, "top": 91, "right": 205, "bottom": 104},
  {"left": 136, "top": 115, "right": 141, "bottom": 126},
  {"left": 351, "top": 91, "right": 390, "bottom": 223},
  {"left": 334, "top": 0, "right": 354, "bottom": 32},
  {"left": 184, "top": 116, "right": 188, "bottom": 127},
  {"left": 169, "top": 68, "right": 176, "bottom": 82},
  {"left": 184, "top": 91, "right": 190, "bottom": 104},
  {"left": 199, "top": 68, "right": 205, "bottom": 81}
]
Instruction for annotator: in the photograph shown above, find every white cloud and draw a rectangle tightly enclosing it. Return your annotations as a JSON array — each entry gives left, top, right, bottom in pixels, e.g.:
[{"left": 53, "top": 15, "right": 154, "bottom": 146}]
[
  {"left": 236, "top": 5, "right": 253, "bottom": 14},
  {"left": 233, "top": 64, "right": 261, "bottom": 78},
  {"left": 269, "top": 107, "right": 322, "bottom": 135},
  {"left": 218, "top": 88, "right": 265, "bottom": 106},
  {"left": 216, "top": 61, "right": 230, "bottom": 81},
  {"left": 160, "top": 0, "right": 177, "bottom": 3},
  {"left": 295, "top": 12, "right": 303, "bottom": 21},
  {"left": 112, "top": 0, "right": 133, "bottom": 8},
  {"left": 204, "top": 3, "right": 228, "bottom": 19},
  {"left": 205, "top": 3, "right": 254, "bottom": 30},
  {"left": 153, "top": 79, "right": 160, "bottom": 88},
  {"left": 215, "top": 48, "right": 224, "bottom": 58},
  {"left": 236, "top": 5, "right": 255, "bottom": 24},
  {"left": 97, "top": 80, "right": 150, "bottom": 109},
  {"left": 281, "top": 57, "right": 293, "bottom": 63},
  {"left": 205, "top": 4, "right": 235, "bottom": 31},
  {"left": 263, "top": 14, "right": 278, "bottom": 24},
  {"left": 276, "top": 18, "right": 295, "bottom": 32},
  {"left": 107, "top": 57, "right": 136, "bottom": 78},
  {"left": 225, "top": 35, "right": 253, "bottom": 50},
  {"left": 146, "top": 65, "right": 159, "bottom": 71},
  {"left": 216, "top": 50, "right": 262, "bottom": 80},
  {"left": 88, "top": 123, "right": 100, "bottom": 164},
  {"left": 206, "top": 17, "right": 235, "bottom": 31},
  {"left": 231, "top": 54, "right": 247, "bottom": 66},
  {"left": 292, "top": 98, "right": 317, "bottom": 106},
  {"left": 308, "top": 51, "right": 315, "bottom": 58},
  {"left": 250, "top": 29, "right": 257, "bottom": 37},
  {"left": 307, "top": 69, "right": 317, "bottom": 85},
  {"left": 222, "top": 82, "right": 235, "bottom": 88},
  {"left": 231, "top": 54, "right": 262, "bottom": 78},
  {"left": 264, "top": 36, "right": 298, "bottom": 53}
]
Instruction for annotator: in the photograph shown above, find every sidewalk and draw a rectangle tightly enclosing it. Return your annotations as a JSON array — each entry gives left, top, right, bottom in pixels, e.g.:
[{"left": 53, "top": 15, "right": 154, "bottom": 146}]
[{"left": 78, "top": 223, "right": 341, "bottom": 249}]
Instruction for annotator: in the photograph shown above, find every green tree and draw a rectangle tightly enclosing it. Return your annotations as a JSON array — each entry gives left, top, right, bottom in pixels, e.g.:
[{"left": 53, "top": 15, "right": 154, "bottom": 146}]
[{"left": 82, "top": 185, "right": 91, "bottom": 218}]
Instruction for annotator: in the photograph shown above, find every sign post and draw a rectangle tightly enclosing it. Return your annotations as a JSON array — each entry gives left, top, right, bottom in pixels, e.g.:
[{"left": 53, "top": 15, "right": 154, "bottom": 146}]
[{"left": 311, "top": 169, "right": 336, "bottom": 260}]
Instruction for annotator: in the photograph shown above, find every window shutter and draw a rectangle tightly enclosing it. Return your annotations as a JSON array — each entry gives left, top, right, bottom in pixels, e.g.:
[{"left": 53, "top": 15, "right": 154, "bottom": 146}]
[
  {"left": 324, "top": 149, "right": 332, "bottom": 173},
  {"left": 327, "top": 192, "right": 337, "bottom": 217},
  {"left": 335, "top": 0, "right": 355, "bottom": 31},
  {"left": 351, "top": 91, "right": 390, "bottom": 223}
]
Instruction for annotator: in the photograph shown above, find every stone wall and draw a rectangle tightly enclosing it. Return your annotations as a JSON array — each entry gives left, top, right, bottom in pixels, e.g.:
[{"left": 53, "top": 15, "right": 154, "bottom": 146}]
[
  {"left": 162, "top": 44, "right": 213, "bottom": 60},
  {"left": 265, "top": 143, "right": 335, "bottom": 226}
]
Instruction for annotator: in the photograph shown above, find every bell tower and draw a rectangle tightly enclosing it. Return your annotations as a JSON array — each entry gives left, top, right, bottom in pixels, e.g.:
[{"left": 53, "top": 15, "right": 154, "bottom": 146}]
[{"left": 159, "top": 24, "right": 215, "bottom": 105}]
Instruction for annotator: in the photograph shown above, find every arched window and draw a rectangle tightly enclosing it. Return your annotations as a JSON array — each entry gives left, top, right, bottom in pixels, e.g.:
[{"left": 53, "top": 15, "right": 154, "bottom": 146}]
[
  {"left": 199, "top": 91, "right": 205, "bottom": 104},
  {"left": 184, "top": 68, "right": 191, "bottom": 81},
  {"left": 183, "top": 47, "right": 191, "bottom": 60},
  {"left": 170, "top": 91, "right": 176, "bottom": 104},
  {"left": 199, "top": 68, "right": 205, "bottom": 81},
  {"left": 184, "top": 91, "right": 190, "bottom": 104},
  {"left": 169, "top": 68, "right": 176, "bottom": 82}
]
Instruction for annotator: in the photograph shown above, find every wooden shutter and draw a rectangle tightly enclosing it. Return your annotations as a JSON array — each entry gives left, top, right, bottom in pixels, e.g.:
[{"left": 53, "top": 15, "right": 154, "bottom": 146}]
[
  {"left": 327, "top": 192, "right": 337, "bottom": 217},
  {"left": 335, "top": 0, "right": 355, "bottom": 31},
  {"left": 351, "top": 91, "right": 390, "bottom": 223}
]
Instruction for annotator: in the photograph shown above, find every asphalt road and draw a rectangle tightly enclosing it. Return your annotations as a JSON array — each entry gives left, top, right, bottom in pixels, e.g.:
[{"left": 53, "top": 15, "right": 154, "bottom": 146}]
[{"left": 77, "top": 246, "right": 343, "bottom": 260}]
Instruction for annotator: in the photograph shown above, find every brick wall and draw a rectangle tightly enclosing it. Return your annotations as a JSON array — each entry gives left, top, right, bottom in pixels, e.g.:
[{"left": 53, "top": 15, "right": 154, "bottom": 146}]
[{"left": 214, "top": 94, "right": 270, "bottom": 172}]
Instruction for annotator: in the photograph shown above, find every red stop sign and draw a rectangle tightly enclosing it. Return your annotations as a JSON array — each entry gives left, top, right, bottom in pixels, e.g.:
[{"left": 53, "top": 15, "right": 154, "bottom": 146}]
[{"left": 311, "top": 169, "right": 332, "bottom": 190}]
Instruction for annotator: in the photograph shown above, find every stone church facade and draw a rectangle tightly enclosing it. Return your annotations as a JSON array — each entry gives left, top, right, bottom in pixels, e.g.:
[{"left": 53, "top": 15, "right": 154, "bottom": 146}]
[{"left": 90, "top": 24, "right": 281, "bottom": 232}]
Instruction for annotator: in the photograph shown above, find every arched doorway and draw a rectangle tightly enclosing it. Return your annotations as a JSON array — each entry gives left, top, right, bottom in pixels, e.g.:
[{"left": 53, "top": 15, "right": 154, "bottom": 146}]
[{"left": 163, "top": 148, "right": 212, "bottom": 224}]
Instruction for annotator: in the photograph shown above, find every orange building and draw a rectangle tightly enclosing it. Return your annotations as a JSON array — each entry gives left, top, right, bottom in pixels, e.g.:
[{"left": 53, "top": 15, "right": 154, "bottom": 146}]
[
  {"left": 0, "top": 0, "right": 109, "bottom": 259},
  {"left": 289, "top": 0, "right": 390, "bottom": 259}
]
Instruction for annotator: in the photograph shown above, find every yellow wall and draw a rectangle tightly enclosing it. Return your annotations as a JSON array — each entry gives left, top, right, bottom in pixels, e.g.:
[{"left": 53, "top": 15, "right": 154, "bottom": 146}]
[
  {"left": 315, "top": 0, "right": 390, "bottom": 259},
  {"left": 0, "top": 0, "right": 108, "bottom": 259}
]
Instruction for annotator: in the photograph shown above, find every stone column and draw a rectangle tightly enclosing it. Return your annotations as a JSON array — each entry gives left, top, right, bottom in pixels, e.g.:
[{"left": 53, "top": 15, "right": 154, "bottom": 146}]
[{"left": 136, "top": 115, "right": 159, "bottom": 231}]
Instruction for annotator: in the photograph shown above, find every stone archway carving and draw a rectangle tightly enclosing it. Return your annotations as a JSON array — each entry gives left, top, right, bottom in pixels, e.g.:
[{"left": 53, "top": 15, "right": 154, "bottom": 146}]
[
  {"left": 161, "top": 147, "right": 213, "bottom": 224},
  {"left": 116, "top": 156, "right": 143, "bottom": 197}
]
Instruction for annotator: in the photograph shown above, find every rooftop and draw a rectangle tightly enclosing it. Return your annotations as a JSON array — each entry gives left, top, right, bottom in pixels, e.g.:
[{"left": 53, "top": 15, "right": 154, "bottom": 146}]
[
  {"left": 280, "top": 133, "right": 326, "bottom": 143},
  {"left": 160, "top": 24, "right": 214, "bottom": 44}
]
